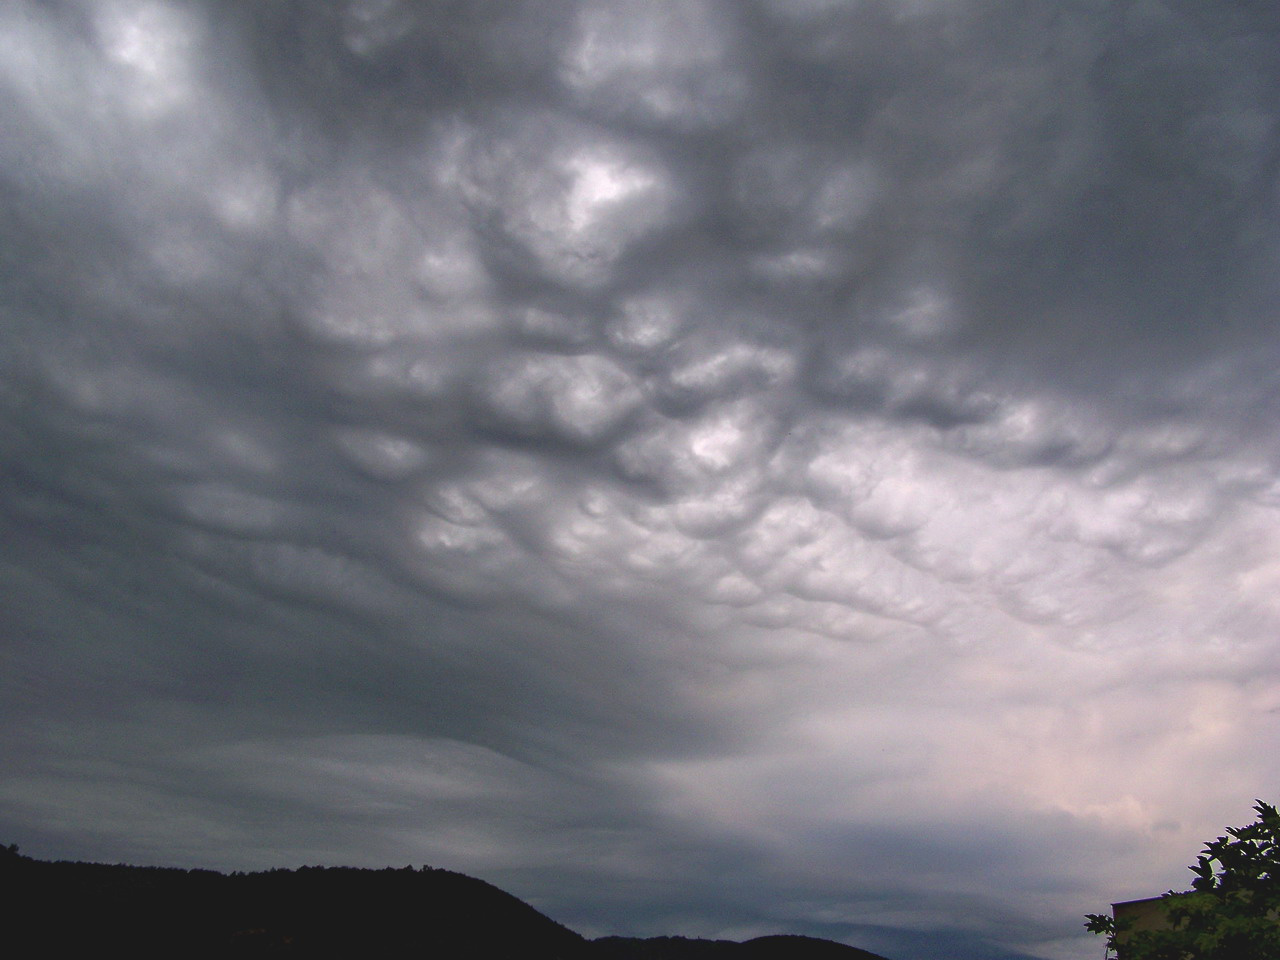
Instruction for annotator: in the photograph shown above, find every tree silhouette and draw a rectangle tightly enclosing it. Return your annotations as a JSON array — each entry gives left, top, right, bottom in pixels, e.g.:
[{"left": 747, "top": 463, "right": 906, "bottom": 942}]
[{"left": 1086, "top": 800, "right": 1280, "bottom": 959}]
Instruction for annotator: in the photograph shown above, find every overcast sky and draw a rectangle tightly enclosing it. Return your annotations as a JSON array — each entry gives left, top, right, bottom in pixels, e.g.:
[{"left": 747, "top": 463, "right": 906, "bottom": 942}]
[{"left": 2, "top": 1, "right": 1279, "bottom": 958}]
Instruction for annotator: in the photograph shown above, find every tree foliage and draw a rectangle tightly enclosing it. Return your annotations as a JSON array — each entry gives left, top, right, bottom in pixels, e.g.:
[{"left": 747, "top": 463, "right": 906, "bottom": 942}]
[{"left": 1085, "top": 800, "right": 1280, "bottom": 959}]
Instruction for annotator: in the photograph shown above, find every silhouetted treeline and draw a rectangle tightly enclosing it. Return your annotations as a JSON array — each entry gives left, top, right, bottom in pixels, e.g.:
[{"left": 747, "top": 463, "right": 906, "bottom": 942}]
[{"left": 1, "top": 844, "right": 889, "bottom": 959}]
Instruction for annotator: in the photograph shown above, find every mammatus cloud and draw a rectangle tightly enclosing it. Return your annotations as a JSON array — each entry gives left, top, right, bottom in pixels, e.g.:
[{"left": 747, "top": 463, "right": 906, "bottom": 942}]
[{"left": 2, "top": 2, "right": 1279, "bottom": 958}]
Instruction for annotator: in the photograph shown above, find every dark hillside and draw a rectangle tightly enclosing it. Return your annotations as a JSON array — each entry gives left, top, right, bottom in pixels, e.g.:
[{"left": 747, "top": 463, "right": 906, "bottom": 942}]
[
  {"left": 593, "top": 934, "right": 891, "bottom": 959},
  {"left": 592, "top": 936, "right": 744, "bottom": 958},
  {"left": 743, "top": 934, "right": 891, "bottom": 958},
  {"left": 2, "top": 845, "right": 890, "bottom": 959},
  {"left": 2, "top": 843, "right": 587, "bottom": 958}
]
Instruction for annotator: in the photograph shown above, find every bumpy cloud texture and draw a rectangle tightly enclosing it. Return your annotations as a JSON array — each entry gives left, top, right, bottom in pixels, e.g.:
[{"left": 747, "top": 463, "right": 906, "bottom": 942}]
[{"left": 3, "top": 2, "right": 1280, "bottom": 958}]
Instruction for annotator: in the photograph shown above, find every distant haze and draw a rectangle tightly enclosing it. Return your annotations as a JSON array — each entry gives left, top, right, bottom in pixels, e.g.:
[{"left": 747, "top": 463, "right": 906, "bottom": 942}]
[{"left": 2, "top": 3, "right": 1279, "bottom": 959}]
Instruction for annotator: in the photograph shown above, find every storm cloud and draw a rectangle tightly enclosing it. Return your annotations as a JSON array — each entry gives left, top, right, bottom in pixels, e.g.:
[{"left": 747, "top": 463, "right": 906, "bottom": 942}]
[{"left": 3, "top": 2, "right": 1280, "bottom": 958}]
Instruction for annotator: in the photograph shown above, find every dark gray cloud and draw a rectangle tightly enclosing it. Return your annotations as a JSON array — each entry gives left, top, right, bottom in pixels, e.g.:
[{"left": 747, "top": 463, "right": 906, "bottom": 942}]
[{"left": 3, "top": 2, "right": 1280, "bottom": 958}]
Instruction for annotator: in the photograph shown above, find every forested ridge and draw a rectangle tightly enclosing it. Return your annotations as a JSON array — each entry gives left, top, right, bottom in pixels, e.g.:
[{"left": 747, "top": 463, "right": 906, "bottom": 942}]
[{"left": 2, "top": 844, "right": 889, "bottom": 959}]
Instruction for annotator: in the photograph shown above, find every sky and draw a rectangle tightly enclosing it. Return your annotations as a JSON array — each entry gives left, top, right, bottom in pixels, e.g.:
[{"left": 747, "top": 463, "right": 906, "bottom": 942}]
[{"left": 1, "top": 1, "right": 1279, "bottom": 958}]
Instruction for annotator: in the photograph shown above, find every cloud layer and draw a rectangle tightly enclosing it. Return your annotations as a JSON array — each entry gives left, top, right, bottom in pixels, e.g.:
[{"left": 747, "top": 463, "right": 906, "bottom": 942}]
[{"left": 3, "top": 2, "right": 1280, "bottom": 958}]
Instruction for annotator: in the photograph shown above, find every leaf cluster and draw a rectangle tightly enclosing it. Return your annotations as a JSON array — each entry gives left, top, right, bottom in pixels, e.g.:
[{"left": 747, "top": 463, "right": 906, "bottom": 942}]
[{"left": 1086, "top": 800, "right": 1280, "bottom": 959}]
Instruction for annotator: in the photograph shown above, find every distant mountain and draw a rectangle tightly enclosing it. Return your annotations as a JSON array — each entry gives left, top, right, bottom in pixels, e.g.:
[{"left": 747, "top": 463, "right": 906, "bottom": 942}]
[
  {"left": 1, "top": 844, "right": 890, "bottom": 959},
  {"left": 593, "top": 934, "right": 891, "bottom": 959}
]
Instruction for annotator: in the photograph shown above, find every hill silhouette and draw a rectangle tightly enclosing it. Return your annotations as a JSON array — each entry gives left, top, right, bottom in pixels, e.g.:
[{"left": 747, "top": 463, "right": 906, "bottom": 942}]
[
  {"left": 593, "top": 934, "right": 891, "bottom": 959},
  {"left": 1, "top": 844, "right": 891, "bottom": 959}
]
